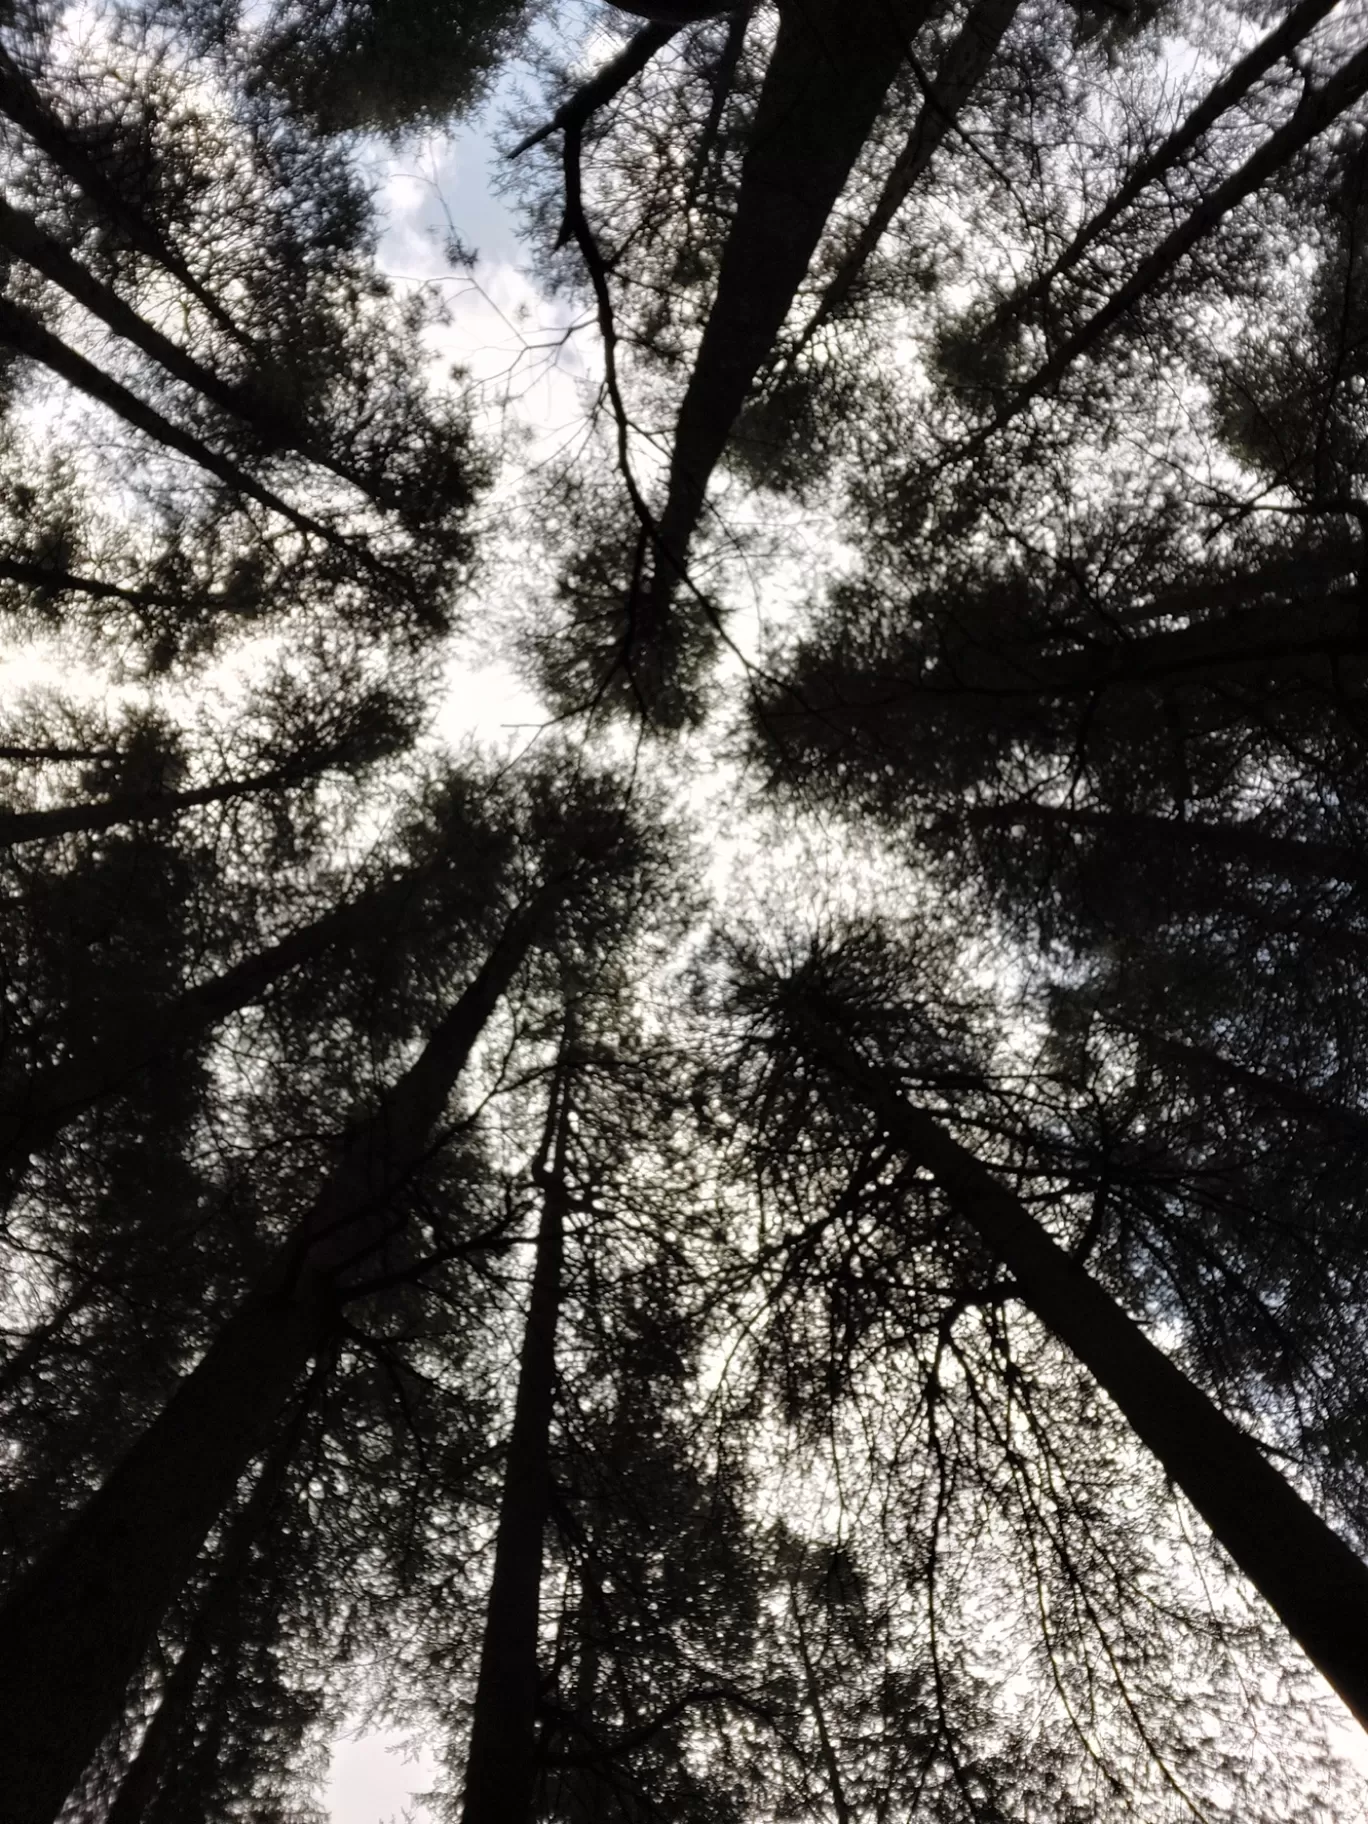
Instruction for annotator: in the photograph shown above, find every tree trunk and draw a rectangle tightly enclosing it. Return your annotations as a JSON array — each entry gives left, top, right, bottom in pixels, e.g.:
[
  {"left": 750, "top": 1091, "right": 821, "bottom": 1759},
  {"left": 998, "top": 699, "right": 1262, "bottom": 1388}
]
[
  {"left": 0, "top": 293, "right": 335, "bottom": 547},
  {"left": 647, "top": 0, "right": 934, "bottom": 610},
  {"left": 0, "top": 195, "right": 409, "bottom": 516},
  {"left": 986, "top": 38, "right": 1368, "bottom": 439},
  {"left": 790, "top": 1583, "right": 854, "bottom": 1824},
  {"left": 0, "top": 881, "right": 564, "bottom": 1824},
  {"left": 0, "top": 43, "right": 254, "bottom": 351},
  {"left": 801, "top": 1011, "right": 1368, "bottom": 1732},
  {"left": 1111, "top": 1016, "right": 1368, "bottom": 1146},
  {"left": 793, "top": 0, "right": 1021, "bottom": 353},
  {"left": 102, "top": 1397, "right": 306, "bottom": 1824},
  {"left": 0, "top": 762, "right": 326, "bottom": 851},
  {"left": 0, "top": 550, "right": 238, "bottom": 616},
  {"left": 461, "top": 1063, "right": 572, "bottom": 1824}
]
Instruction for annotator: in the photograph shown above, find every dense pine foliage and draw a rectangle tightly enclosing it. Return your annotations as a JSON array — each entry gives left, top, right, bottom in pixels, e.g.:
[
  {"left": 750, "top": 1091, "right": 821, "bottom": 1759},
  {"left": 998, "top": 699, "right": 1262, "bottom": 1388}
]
[{"left": 4, "top": 0, "right": 1368, "bottom": 1817}]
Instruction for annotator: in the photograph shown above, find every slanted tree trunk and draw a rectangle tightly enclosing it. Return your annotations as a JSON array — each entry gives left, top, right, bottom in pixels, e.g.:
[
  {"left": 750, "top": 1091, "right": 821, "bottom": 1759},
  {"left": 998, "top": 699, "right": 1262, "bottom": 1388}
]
[
  {"left": 647, "top": 0, "right": 935, "bottom": 610},
  {"left": 0, "top": 761, "right": 341, "bottom": 851},
  {"left": 980, "top": 38, "right": 1368, "bottom": 441},
  {"left": 791, "top": 0, "right": 1021, "bottom": 354},
  {"left": 799, "top": 1011, "right": 1368, "bottom": 1731},
  {"left": 0, "top": 551, "right": 236, "bottom": 616},
  {"left": 0, "top": 196, "right": 411, "bottom": 516},
  {"left": 461, "top": 1057, "right": 573, "bottom": 1824},
  {"left": 0, "top": 879, "right": 567, "bottom": 1824},
  {"left": 0, "top": 43, "right": 254, "bottom": 350},
  {"left": 1107, "top": 1016, "right": 1368, "bottom": 1146},
  {"left": 102, "top": 1392, "right": 309, "bottom": 1824},
  {"left": 0, "top": 293, "right": 336, "bottom": 546}
]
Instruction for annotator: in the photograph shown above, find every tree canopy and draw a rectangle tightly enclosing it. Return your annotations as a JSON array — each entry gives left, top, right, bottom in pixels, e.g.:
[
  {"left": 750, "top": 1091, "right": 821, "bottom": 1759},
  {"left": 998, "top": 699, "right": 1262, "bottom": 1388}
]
[{"left": 5, "top": 0, "right": 1368, "bottom": 1818}]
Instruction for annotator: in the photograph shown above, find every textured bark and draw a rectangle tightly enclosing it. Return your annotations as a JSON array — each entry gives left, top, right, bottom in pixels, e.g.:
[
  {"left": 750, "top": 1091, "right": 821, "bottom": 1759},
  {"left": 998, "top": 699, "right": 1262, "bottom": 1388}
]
[
  {"left": 647, "top": 0, "right": 934, "bottom": 610},
  {"left": 793, "top": 0, "right": 1020, "bottom": 352},
  {"left": 0, "top": 884, "right": 563, "bottom": 1824},
  {"left": 461, "top": 1071, "right": 571, "bottom": 1824},
  {"left": 987, "top": 0, "right": 1343, "bottom": 338},
  {"left": 803, "top": 1017, "right": 1368, "bottom": 1730}
]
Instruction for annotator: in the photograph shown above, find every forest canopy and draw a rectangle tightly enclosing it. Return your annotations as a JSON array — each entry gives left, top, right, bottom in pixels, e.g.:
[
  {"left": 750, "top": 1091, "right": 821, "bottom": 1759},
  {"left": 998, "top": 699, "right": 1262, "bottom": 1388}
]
[{"left": 3, "top": 0, "right": 1368, "bottom": 1817}]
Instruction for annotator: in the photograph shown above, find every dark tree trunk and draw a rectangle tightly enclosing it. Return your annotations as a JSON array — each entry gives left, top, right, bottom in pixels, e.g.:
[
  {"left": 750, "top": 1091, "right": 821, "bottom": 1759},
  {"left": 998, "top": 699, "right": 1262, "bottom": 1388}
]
[
  {"left": 1114, "top": 1018, "right": 1368, "bottom": 1146},
  {"left": 0, "top": 195, "right": 410, "bottom": 515},
  {"left": 0, "top": 43, "right": 254, "bottom": 350},
  {"left": 647, "top": 0, "right": 933, "bottom": 609},
  {"left": 985, "top": 39, "right": 1368, "bottom": 439},
  {"left": 802, "top": 1012, "right": 1368, "bottom": 1731},
  {"left": 793, "top": 0, "right": 1021, "bottom": 352},
  {"left": 461, "top": 1064, "right": 572, "bottom": 1824},
  {"left": 0, "top": 883, "right": 564, "bottom": 1824},
  {"left": 102, "top": 1397, "right": 306, "bottom": 1824},
  {"left": 0, "top": 293, "right": 334, "bottom": 544},
  {"left": 966, "top": 800, "right": 1368, "bottom": 889},
  {"left": 0, "top": 763, "right": 327, "bottom": 851}
]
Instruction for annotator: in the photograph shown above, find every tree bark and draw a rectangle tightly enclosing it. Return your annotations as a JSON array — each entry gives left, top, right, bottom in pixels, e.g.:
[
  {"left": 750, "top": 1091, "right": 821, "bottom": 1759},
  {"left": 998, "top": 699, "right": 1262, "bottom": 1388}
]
[
  {"left": 461, "top": 1061, "right": 572, "bottom": 1824},
  {"left": 800, "top": 1013, "right": 1368, "bottom": 1731},
  {"left": 792, "top": 0, "right": 1020, "bottom": 354},
  {"left": 647, "top": 0, "right": 935, "bottom": 610},
  {"left": 0, "top": 880, "right": 565, "bottom": 1824}
]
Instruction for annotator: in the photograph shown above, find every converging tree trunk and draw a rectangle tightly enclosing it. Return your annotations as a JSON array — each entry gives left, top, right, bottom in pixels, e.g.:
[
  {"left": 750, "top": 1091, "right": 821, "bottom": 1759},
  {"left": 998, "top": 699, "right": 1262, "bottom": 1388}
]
[
  {"left": 647, "top": 0, "right": 934, "bottom": 610},
  {"left": 461, "top": 1053, "right": 573, "bottom": 1824},
  {"left": 792, "top": 0, "right": 1020, "bottom": 355},
  {"left": 102, "top": 1393, "right": 309, "bottom": 1824},
  {"left": 0, "top": 879, "right": 566, "bottom": 1824},
  {"left": 985, "top": 0, "right": 1343, "bottom": 337},
  {"left": 800, "top": 1010, "right": 1368, "bottom": 1731}
]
